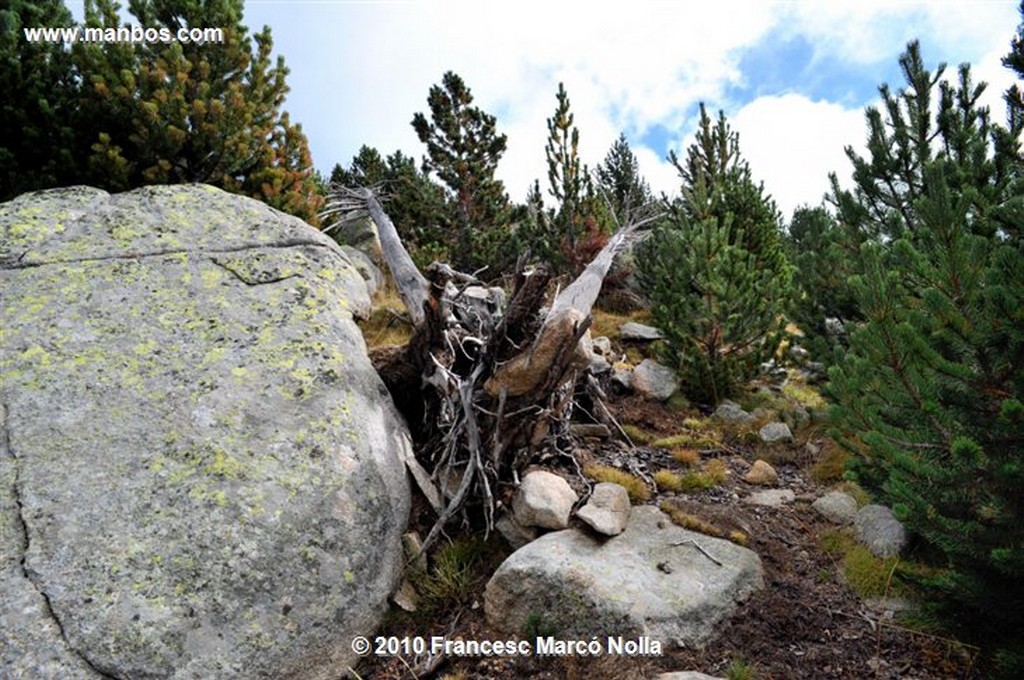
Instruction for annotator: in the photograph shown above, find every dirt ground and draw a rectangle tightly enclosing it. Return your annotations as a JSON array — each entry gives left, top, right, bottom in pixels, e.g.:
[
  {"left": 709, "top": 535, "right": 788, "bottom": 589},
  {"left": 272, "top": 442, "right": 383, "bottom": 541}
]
[{"left": 351, "top": 396, "right": 978, "bottom": 680}]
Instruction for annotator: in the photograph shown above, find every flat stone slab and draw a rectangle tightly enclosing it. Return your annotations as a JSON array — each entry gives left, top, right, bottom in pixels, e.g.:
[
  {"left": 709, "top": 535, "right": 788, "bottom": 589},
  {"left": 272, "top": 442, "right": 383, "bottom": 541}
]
[
  {"left": 484, "top": 506, "right": 763, "bottom": 647},
  {"left": 813, "top": 491, "right": 858, "bottom": 525},
  {"left": 619, "top": 322, "right": 664, "bottom": 341}
]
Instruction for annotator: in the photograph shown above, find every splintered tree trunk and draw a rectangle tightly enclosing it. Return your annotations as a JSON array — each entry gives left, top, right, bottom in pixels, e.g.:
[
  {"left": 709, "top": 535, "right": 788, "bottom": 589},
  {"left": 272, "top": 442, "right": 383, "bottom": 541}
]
[{"left": 322, "top": 185, "right": 657, "bottom": 549}]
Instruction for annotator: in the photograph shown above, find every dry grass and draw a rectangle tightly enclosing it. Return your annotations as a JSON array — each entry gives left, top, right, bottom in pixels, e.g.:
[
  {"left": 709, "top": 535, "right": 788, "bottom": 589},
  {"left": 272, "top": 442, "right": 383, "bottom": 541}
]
[
  {"left": 357, "top": 289, "right": 414, "bottom": 349},
  {"left": 620, "top": 424, "right": 655, "bottom": 446},
  {"left": 652, "top": 431, "right": 722, "bottom": 450},
  {"left": 671, "top": 447, "right": 701, "bottom": 467},
  {"left": 659, "top": 501, "right": 748, "bottom": 546},
  {"left": 653, "top": 459, "right": 728, "bottom": 493},
  {"left": 590, "top": 307, "right": 652, "bottom": 340},
  {"left": 582, "top": 464, "right": 651, "bottom": 502},
  {"left": 782, "top": 381, "right": 828, "bottom": 410}
]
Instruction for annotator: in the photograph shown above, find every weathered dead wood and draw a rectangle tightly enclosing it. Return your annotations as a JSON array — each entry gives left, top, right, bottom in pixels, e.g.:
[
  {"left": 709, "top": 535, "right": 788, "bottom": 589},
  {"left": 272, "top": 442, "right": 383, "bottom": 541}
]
[{"left": 323, "top": 185, "right": 661, "bottom": 551}]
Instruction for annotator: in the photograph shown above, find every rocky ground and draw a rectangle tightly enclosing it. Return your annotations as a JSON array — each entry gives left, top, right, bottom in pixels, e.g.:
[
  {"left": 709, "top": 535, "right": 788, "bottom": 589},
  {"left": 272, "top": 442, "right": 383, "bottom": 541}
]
[{"left": 352, "top": 392, "right": 978, "bottom": 680}]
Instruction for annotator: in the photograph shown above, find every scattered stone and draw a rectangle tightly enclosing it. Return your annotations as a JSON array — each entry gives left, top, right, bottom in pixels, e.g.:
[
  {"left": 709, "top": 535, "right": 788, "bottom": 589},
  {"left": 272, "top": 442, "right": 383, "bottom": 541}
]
[
  {"left": 495, "top": 512, "right": 540, "bottom": 550},
  {"left": 800, "top": 361, "right": 828, "bottom": 384},
  {"left": 743, "top": 489, "right": 796, "bottom": 507},
  {"left": 812, "top": 491, "right": 858, "bottom": 525},
  {"left": 759, "top": 421, "right": 794, "bottom": 443},
  {"left": 855, "top": 505, "right": 908, "bottom": 558},
  {"left": 392, "top": 579, "right": 419, "bottom": 612},
  {"left": 789, "top": 344, "right": 811, "bottom": 362},
  {"left": 782, "top": 405, "right": 811, "bottom": 432},
  {"left": 618, "top": 321, "right": 664, "bottom": 341},
  {"left": 713, "top": 400, "right": 754, "bottom": 424},
  {"left": 569, "top": 423, "right": 611, "bottom": 439},
  {"left": 744, "top": 460, "right": 780, "bottom": 486},
  {"left": 0, "top": 185, "right": 411, "bottom": 678},
  {"left": 611, "top": 366, "right": 633, "bottom": 391},
  {"left": 589, "top": 353, "right": 612, "bottom": 375},
  {"left": 759, "top": 358, "right": 788, "bottom": 382},
  {"left": 592, "top": 335, "right": 613, "bottom": 356},
  {"left": 512, "top": 470, "right": 578, "bottom": 530},
  {"left": 576, "top": 483, "right": 631, "bottom": 536},
  {"left": 402, "top": 531, "right": 428, "bottom": 571},
  {"left": 485, "top": 506, "right": 763, "bottom": 646},
  {"left": 632, "top": 359, "right": 679, "bottom": 401}
]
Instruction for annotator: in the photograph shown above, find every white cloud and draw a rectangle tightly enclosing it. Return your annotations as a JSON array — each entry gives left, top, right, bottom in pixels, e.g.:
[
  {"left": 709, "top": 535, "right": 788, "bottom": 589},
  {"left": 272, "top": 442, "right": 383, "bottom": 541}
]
[{"left": 732, "top": 94, "right": 868, "bottom": 219}]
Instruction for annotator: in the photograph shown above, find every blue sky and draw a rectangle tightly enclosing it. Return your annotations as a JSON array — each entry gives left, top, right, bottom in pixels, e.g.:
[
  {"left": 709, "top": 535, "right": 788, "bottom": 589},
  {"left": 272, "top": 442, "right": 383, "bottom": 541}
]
[{"left": 67, "top": 1, "right": 1021, "bottom": 220}]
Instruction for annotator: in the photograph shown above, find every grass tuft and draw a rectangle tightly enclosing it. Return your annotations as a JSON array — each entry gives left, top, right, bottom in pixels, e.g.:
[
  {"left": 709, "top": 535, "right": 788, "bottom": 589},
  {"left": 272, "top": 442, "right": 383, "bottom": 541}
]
[
  {"left": 582, "top": 464, "right": 650, "bottom": 502},
  {"left": 652, "top": 431, "right": 721, "bottom": 450},
  {"left": 620, "top": 424, "right": 654, "bottom": 446},
  {"left": 671, "top": 447, "right": 701, "bottom": 467}
]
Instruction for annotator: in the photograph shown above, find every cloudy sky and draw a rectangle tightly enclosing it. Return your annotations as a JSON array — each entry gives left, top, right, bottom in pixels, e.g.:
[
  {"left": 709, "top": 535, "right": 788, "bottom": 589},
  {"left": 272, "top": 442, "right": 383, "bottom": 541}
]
[{"left": 69, "top": 1, "right": 1021, "bottom": 220}]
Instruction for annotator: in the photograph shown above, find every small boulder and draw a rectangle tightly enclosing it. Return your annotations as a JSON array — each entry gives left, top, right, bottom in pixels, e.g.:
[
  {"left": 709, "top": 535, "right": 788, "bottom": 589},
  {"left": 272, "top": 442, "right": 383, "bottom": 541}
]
[
  {"left": 758, "top": 422, "right": 793, "bottom": 443},
  {"left": 855, "top": 505, "right": 907, "bottom": 558},
  {"left": 512, "top": 471, "right": 578, "bottom": 530},
  {"left": 632, "top": 359, "right": 679, "bottom": 401},
  {"left": 812, "top": 491, "right": 858, "bottom": 525},
  {"left": 591, "top": 336, "right": 613, "bottom": 356},
  {"left": 713, "top": 400, "right": 754, "bottom": 424},
  {"left": 576, "top": 483, "right": 631, "bottom": 536},
  {"left": 485, "top": 506, "right": 763, "bottom": 646},
  {"left": 743, "top": 489, "right": 795, "bottom": 508},
  {"left": 611, "top": 366, "right": 633, "bottom": 391},
  {"left": 743, "top": 460, "right": 779, "bottom": 486},
  {"left": 495, "top": 512, "right": 540, "bottom": 550},
  {"left": 619, "top": 322, "right": 664, "bottom": 341},
  {"left": 589, "top": 353, "right": 612, "bottom": 375}
]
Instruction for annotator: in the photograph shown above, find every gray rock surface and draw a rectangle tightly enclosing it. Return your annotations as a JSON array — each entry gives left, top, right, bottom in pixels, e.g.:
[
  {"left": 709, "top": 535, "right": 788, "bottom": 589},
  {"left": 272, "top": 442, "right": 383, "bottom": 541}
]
[
  {"left": 484, "top": 506, "right": 763, "bottom": 647},
  {"left": 631, "top": 359, "right": 679, "bottom": 401},
  {"left": 713, "top": 400, "right": 754, "bottom": 424},
  {"left": 758, "top": 422, "right": 794, "bottom": 443},
  {"left": 618, "top": 322, "right": 664, "bottom": 341},
  {"left": 855, "top": 505, "right": 908, "bottom": 558},
  {"left": 0, "top": 185, "right": 411, "bottom": 679},
  {"left": 576, "top": 482, "right": 631, "bottom": 536},
  {"left": 339, "top": 244, "right": 383, "bottom": 298},
  {"left": 743, "top": 489, "right": 796, "bottom": 507},
  {"left": 812, "top": 491, "right": 859, "bottom": 525},
  {"left": 512, "top": 470, "right": 578, "bottom": 530}
]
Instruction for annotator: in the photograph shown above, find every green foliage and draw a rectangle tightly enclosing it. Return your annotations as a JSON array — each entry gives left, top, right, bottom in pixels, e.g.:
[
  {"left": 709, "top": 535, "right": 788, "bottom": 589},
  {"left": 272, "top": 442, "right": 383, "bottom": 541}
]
[
  {"left": 0, "top": 0, "right": 321, "bottom": 223},
  {"left": 328, "top": 146, "right": 447, "bottom": 258},
  {"left": 0, "top": 0, "right": 79, "bottom": 200},
  {"left": 827, "top": 36, "right": 1024, "bottom": 675},
  {"left": 522, "top": 83, "right": 615, "bottom": 275},
  {"left": 411, "top": 71, "right": 513, "bottom": 273},
  {"left": 595, "top": 133, "right": 652, "bottom": 227},
  {"left": 638, "top": 106, "right": 791, "bottom": 404},
  {"left": 79, "top": 0, "right": 321, "bottom": 222}
]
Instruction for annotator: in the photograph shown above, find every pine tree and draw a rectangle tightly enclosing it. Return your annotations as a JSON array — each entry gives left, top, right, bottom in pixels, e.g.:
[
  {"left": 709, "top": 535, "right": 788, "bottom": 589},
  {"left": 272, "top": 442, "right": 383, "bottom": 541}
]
[
  {"left": 595, "top": 133, "right": 652, "bottom": 227},
  {"left": 0, "top": 0, "right": 79, "bottom": 200},
  {"left": 544, "top": 82, "right": 586, "bottom": 265},
  {"left": 827, "top": 36, "right": 1024, "bottom": 674},
  {"left": 411, "top": 71, "right": 511, "bottom": 272},
  {"left": 329, "top": 146, "right": 446, "bottom": 264},
  {"left": 73, "top": 0, "right": 322, "bottom": 224},
  {"left": 637, "top": 105, "right": 792, "bottom": 404}
]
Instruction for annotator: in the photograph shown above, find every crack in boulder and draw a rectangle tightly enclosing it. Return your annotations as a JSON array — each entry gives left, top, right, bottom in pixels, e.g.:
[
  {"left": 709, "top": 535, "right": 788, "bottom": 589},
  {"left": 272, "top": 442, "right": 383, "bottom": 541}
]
[
  {"left": 0, "top": 238, "right": 333, "bottom": 271},
  {"left": 2, "top": 402, "right": 117, "bottom": 679}
]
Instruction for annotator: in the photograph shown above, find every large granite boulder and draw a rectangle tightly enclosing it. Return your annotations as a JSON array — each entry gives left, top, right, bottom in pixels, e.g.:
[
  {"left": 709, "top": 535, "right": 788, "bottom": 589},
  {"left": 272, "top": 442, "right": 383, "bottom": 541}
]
[
  {"left": 0, "top": 185, "right": 411, "bottom": 678},
  {"left": 484, "top": 506, "right": 763, "bottom": 647}
]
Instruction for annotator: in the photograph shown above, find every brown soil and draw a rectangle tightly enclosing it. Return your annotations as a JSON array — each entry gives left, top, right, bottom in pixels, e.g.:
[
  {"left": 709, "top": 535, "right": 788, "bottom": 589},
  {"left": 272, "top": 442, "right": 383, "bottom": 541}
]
[{"left": 351, "top": 397, "right": 978, "bottom": 680}]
